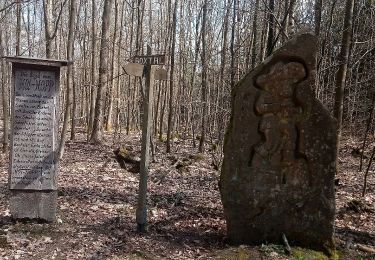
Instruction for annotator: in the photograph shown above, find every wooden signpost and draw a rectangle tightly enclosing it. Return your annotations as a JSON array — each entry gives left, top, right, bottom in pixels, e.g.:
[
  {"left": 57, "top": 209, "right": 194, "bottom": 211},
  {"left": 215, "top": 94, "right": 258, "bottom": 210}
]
[
  {"left": 123, "top": 47, "right": 166, "bottom": 232},
  {"left": 4, "top": 56, "right": 70, "bottom": 221}
]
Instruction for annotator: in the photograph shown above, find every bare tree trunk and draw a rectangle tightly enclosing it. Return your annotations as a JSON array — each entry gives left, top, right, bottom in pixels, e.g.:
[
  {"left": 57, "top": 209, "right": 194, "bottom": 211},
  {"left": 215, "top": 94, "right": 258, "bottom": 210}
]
[
  {"left": 114, "top": 0, "right": 125, "bottom": 136},
  {"left": 199, "top": 0, "right": 208, "bottom": 152},
  {"left": 88, "top": 0, "right": 96, "bottom": 140},
  {"left": 281, "top": 0, "right": 289, "bottom": 44},
  {"left": 314, "top": 0, "right": 323, "bottom": 36},
  {"left": 288, "top": 0, "right": 296, "bottom": 34},
  {"left": 15, "top": 1, "right": 21, "bottom": 55},
  {"left": 105, "top": 0, "right": 119, "bottom": 132},
  {"left": 189, "top": 8, "right": 202, "bottom": 147},
  {"left": 251, "top": 0, "right": 259, "bottom": 68},
  {"left": 70, "top": 1, "right": 83, "bottom": 141},
  {"left": 259, "top": 2, "right": 269, "bottom": 62},
  {"left": 230, "top": 0, "right": 237, "bottom": 89},
  {"left": 58, "top": 0, "right": 76, "bottom": 159},
  {"left": 166, "top": 0, "right": 178, "bottom": 153},
  {"left": 333, "top": 0, "right": 354, "bottom": 153},
  {"left": 266, "top": 0, "right": 275, "bottom": 56},
  {"left": 90, "top": 0, "right": 113, "bottom": 143},
  {"left": 362, "top": 144, "right": 375, "bottom": 196},
  {"left": 43, "top": 0, "right": 53, "bottom": 57},
  {"left": 359, "top": 91, "right": 375, "bottom": 171},
  {"left": 0, "top": 32, "right": 9, "bottom": 153}
]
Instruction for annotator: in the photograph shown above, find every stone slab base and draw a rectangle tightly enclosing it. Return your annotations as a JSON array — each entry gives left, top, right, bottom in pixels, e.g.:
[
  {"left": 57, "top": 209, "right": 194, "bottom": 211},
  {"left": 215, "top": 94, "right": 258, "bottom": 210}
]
[{"left": 9, "top": 190, "right": 57, "bottom": 222}]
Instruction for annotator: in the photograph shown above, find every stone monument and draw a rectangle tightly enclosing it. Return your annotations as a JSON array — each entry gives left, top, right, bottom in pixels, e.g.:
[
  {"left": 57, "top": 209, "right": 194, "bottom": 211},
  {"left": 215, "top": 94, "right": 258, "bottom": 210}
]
[
  {"left": 5, "top": 57, "right": 69, "bottom": 221},
  {"left": 220, "top": 33, "right": 337, "bottom": 252}
]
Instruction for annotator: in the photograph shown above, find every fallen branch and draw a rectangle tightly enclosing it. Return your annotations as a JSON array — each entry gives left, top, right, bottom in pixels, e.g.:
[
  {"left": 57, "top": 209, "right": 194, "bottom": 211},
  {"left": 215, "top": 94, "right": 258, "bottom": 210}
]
[{"left": 357, "top": 244, "right": 375, "bottom": 254}]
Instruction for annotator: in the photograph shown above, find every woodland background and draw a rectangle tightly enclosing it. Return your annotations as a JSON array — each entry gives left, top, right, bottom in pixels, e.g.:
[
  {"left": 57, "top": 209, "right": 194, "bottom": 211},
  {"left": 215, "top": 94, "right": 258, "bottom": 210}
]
[
  {"left": 0, "top": 0, "right": 373, "bottom": 156},
  {"left": 0, "top": 0, "right": 374, "bottom": 259}
]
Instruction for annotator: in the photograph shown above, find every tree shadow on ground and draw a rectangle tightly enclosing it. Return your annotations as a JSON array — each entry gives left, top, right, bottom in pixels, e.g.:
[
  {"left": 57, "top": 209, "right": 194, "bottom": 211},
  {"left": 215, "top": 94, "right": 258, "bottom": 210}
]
[
  {"left": 58, "top": 186, "right": 137, "bottom": 204},
  {"left": 336, "top": 226, "right": 375, "bottom": 246},
  {"left": 83, "top": 214, "right": 225, "bottom": 259}
]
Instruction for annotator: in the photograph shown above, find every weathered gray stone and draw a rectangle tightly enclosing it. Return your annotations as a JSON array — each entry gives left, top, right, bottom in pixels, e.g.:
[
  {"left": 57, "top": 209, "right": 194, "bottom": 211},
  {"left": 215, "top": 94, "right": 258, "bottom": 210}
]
[
  {"left": 10, "top": 69, "right": 58, "bottom": 190},
  {"left": 5, "top": 57, "right": 69, "bottom": 222},
  {"left": 220, "top": 33, "right": 336, "bottom": 252},
  {"left": 9, "top": 191, "right": 57, "bottom": 222}
]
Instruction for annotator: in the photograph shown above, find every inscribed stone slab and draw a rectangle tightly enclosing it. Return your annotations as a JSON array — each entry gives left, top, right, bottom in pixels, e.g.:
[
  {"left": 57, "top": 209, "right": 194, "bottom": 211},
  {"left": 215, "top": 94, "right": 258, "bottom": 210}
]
[
  {"left": 10, "top": 69, "right": 58, "bottom": 190},
  {"left": 220, "top": 33, "right": 337, "bottom": 252}
]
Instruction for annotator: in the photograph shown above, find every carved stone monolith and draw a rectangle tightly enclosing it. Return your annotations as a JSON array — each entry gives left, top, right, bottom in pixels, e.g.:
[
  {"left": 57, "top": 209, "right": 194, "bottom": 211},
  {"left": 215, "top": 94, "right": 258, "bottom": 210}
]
[{"left": 220, "top": 33, "right": 336, "bottom": 252}]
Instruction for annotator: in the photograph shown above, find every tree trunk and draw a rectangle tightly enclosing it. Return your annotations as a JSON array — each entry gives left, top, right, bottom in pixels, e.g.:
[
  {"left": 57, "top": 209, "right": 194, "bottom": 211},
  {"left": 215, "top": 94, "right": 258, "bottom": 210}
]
[
  {"left": 199, "top": 0, "right": 208, "bottom": 152},
  {"left": 251, "top": 0, "right": 260, "bottom": 68},
  {"left": 90, "top": 0, "right": 114, "bottom": 143},
  {"left": 166, "top": 0, "right": 178, "bottom": 153},
  {"left": 43, "top": 0, "right": 53, "bottom": 57},
  {"left": 88, "top": 0, "right": 97, "bottom": 140},
  {"left": 266, "top": 0, "right": 275, "bottom": 56},
  {"left": 333, "top": 0, "right": 354, "bottom": 152},
  {"left": 105, "top": 0, "right": 119, "bottom": 132},
  {"left": 15, "top": 1, "right": 21, "bottom": 55},
  {"left": 230, "top": 0, "right": 237, "bottom": 89},
  {"left": 314, "top": 0, "right": 323, "bottom": 36},
  {"left": 58, "top": 0, "right": 76, "bottom": 159},
  {"left": 0, "top": 32, "right": 9, "bottom": 153}
]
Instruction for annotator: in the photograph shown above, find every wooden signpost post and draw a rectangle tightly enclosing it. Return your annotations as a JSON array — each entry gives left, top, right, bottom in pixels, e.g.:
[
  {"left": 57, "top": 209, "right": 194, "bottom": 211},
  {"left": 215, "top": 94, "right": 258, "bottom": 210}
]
[
  {"left": 4, "top": 56, "right": 70, "bottom": 221},
  {"left": 123, "top": 46, "right": 167, "bottom": 232}
]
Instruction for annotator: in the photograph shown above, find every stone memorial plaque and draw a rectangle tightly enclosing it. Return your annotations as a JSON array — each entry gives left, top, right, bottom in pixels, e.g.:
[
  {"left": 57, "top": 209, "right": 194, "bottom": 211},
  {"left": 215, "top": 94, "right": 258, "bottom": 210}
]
[
  {"left": 4, "top": 56, "right": 68, "bottom": 221},
  {"left": 10, "top": 69, "right": 58, "bottom": 190}
]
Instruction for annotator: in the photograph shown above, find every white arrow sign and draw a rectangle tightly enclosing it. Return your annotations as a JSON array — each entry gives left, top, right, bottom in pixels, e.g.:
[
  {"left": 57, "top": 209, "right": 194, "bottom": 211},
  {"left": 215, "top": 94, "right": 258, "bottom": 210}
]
[{"left": 123, "top": 63, "right": 144, "bottom": 77}]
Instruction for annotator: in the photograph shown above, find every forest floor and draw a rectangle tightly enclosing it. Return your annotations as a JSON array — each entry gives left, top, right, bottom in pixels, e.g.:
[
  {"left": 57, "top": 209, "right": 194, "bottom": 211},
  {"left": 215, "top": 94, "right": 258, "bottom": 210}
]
[{"left": 0, "top": 128, "right": 374, "bottom": 259}]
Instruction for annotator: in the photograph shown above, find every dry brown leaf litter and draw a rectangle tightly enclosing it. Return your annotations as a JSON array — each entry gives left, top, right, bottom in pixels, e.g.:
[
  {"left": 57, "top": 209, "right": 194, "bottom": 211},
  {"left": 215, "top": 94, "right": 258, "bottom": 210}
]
[{"left": 0, "top": 131, "right": 373, "bottom": 259}]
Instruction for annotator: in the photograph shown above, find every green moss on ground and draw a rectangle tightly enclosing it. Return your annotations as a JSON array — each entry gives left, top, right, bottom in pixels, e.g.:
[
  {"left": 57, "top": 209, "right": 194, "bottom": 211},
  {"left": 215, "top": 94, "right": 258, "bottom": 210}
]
[{"left": 292, "top": 247, "right": 339, "bottom": 260}]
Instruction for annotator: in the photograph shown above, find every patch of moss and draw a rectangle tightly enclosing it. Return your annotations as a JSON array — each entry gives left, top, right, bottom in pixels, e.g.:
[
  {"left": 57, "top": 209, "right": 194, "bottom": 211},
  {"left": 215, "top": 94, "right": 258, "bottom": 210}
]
[
  {"left": 190, "top": 153, "right": 205, "bottom": 161},
  {"left": 292, "top": 247, "right": 330, "bottom": 260},
  {"left": 118, "top": 147, "right": 129, "bottom": 158},
  {"left": 158, "top": 136, "right": 166, "bottom": 142}
]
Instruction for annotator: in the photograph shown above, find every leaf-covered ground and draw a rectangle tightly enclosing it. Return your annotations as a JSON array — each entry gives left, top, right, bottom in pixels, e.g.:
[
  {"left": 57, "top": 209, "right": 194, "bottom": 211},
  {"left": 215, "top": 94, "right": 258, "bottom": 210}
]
[{"left": 0, "top": 130, "right": 374, "bottom": 259}]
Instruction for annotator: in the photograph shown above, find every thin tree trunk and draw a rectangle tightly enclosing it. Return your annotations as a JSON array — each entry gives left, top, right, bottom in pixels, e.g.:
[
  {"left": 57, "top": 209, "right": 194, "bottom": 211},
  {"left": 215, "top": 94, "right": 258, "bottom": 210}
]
[
  {"left": 166, "top": 0, "right": 178, "bottom": 153},
  {"left": 266, "top": 0, "right": 275, "bottom": 56},
  {"left": 333, "top": 0, "right": 355, "bottom": 155},
  {"left": 15, "top": 2, "right": 21, "bottom": 55},
  {"left": 230, "top": 0, "right": 237, "bottom": 89},
  {"left": 88, "top": 0, "right": 97, "bottom": 140},
  {"left": 43, "top": 0, "right": 53, "bottom": 57},
  {"left": 251, "top": 0, "right": 259, "bottom": 68},
  {"left": 199, "top": 0, "right": 208, "bottom": 152},
  {"left": 42, "top": 0, "right": 64, "bottom": 58},
  {"left": 105, "top": 0, "right": 119, "bottom": 132},
  {"left": 71, "top": 1, "right": 83, "bottom": 141},
  {"left": 189, "top": 7, "right": 202, "bottom": 147},
  {"left": 0, "top": 32, "right": 9, "bottom": 153},
  {"left": 359, "top": 91, "right": 375, "bottom": 171},
  {"left": 314, "top": 0, "right": 323, "bottom": 36},
  {"left": 362, "top": 145, "right": 375, "bottom": 196},
  {"left": 90, "top": 0, "right": 114, "bottom": 143},
  {"left": 114, "top": 1, "right": 125, "bottom": 135},
  {"left": 58, "top": 0, "right": 76, "bottom": 159}
]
